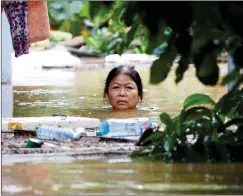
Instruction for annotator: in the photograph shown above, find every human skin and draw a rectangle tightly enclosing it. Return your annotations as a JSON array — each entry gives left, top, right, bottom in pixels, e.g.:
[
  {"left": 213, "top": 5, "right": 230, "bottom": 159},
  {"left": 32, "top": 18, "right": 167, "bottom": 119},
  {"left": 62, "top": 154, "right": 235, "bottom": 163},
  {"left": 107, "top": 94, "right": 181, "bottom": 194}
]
[{"left": 107, "top": 73, "right": 141, "bottom": 113}]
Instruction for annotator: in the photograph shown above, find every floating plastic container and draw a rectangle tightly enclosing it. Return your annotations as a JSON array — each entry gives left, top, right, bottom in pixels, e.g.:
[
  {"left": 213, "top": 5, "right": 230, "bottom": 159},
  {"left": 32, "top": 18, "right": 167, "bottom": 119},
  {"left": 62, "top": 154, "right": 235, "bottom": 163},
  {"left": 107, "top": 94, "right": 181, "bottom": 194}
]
[
  {"left": 36, "top": 125, "right": 82, "bottom": 141},
  {"left": 98, "top": 117, "right": 153, "bottom": 140},
  {"left": 2, "top": 116, "right": 100, "bottom": 132}
]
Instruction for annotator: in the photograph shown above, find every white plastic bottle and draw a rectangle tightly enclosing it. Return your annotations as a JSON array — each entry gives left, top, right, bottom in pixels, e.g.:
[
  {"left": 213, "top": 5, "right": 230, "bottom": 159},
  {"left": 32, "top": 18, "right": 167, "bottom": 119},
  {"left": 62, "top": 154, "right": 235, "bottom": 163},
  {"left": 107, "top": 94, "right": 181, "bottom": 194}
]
[
  {"left": 97, "top": 117, "right": 153, "bottom": 140},
  {"left": 36, "top": 125, "right": 82, "bottom": 141}
]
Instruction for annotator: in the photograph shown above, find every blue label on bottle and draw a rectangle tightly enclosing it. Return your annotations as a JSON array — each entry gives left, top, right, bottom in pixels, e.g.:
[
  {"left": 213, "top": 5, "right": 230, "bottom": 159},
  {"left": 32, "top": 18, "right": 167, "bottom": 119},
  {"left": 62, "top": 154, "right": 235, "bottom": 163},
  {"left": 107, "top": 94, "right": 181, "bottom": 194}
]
[{"left": 99, "top": 117, "right": 153, "bottom": 139}]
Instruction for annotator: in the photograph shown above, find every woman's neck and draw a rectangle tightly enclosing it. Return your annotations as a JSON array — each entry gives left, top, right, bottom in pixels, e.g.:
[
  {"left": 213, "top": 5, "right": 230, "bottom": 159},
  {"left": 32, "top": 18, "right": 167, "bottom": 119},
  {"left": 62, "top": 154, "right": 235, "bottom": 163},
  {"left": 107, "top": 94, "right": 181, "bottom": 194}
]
[{"left": 111, "top": 109, "right": 139, "bottom": 119}]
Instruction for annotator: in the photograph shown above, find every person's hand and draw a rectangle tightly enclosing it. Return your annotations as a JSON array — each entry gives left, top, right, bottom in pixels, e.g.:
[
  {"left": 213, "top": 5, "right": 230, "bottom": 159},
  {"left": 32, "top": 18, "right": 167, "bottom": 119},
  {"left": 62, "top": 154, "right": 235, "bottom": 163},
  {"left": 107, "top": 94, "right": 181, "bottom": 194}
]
[{"left": 135, "top": 127, "right": 155, "bottom": 146}]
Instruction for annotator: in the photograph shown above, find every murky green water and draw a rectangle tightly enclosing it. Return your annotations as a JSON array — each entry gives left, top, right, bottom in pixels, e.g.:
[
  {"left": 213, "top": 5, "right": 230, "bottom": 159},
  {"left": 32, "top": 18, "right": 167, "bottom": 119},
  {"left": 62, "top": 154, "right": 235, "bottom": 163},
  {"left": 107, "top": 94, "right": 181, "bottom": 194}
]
[
  {"left": 2, "top": 156, "right": 243, "bottom": 195},
  {"left": 13, "top": 65, "right": 227, "bottom": 125},
  {"left": 4, "top": 63, "right": 242, "bottom": 195}
]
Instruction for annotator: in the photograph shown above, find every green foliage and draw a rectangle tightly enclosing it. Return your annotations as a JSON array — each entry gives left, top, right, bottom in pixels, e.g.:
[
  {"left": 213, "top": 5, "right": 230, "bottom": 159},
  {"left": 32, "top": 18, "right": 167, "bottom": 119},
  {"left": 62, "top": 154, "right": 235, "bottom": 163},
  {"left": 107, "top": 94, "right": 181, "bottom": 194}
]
[
  {"left": 183, "top": 94, "right": 216, "bottom": 109},
  {"left": 81, "top": 1, "right": 148, "bottom": 55},
  {"left": 47, "top": 0, "right": 84, "bottom": 36},
  {"left": 106, "top": 1, "right": 243, "bottom": 86},
  {"left": 132, "top": 89, "right": 243, "bottom": 163},
  {"left": 150, "top": 46, "right": 177, "bottom": 84}
]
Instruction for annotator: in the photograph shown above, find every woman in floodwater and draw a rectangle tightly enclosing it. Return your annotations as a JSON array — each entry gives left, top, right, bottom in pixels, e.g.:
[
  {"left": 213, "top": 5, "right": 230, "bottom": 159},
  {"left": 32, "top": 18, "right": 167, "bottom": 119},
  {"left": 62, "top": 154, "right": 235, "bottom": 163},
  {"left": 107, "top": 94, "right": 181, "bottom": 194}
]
[
  {"left": 103, "top": 65, "right": 153, "bottom": 145},
  {"left": 103, "top": 65, "right": 143, "bottom": 118}
]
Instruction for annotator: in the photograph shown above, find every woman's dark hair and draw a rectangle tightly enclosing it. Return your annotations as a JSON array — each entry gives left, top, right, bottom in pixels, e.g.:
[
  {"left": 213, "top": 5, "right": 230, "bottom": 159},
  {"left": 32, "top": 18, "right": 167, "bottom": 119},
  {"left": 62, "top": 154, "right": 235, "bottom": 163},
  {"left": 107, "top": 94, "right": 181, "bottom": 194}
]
[{"left": 103, "top": 65, "right": 143, "bottom": 100}]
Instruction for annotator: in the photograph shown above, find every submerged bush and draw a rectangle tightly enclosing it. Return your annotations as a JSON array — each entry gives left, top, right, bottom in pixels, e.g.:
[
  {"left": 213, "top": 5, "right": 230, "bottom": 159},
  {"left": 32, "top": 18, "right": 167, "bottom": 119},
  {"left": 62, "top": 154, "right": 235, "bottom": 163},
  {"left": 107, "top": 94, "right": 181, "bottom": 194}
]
[{"left": 133, "top": 89, "right": 243, "bottom": 163}]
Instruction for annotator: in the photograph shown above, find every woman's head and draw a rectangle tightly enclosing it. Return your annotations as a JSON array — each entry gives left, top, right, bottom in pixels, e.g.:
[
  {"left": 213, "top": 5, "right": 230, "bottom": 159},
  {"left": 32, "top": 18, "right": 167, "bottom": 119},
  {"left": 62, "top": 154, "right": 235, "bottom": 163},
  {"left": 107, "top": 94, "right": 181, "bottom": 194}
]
[{"left": 104, "top": 65, "right": 143, "bottom": 112}]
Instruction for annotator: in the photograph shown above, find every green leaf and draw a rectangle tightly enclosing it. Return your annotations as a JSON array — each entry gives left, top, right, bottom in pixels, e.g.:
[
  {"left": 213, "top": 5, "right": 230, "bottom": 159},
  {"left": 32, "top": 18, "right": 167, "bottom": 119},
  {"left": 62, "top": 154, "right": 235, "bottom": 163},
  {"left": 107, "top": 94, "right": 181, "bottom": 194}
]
[
  {"left": 131, "top": 146, "right": 153, "bottom": 157},
  {"left": 173, "top": 115, "right": 183, "bottom": 137},
  {"left": 184, "top": 94, "right": 216, "bottom": 109},
  {"left": 144, "top": 131, "right": 163, "bottom": 145},
  {"left": 183, "top": 106, "right": 213, "bottom": 121},
  {"left": 80, "top": 1, "right": 90, "bottom": 18},
  {"left": 218, "top": 114, "right": 226, "bottom": 123},
  {"left": 107, "top": 38, "right": 122, "bottom": 50},
  {"left": 223, "top": 118, "right": 243, "bottom": 129},
  {"left": 221, "top": 68, "right": 240, "bottom": 85},
  {"left": 175, "top": 56, "right": 189, "bottom": 84},
  {"left": 89, "top": 2, "right": 107, "bottom": 19},
  {"left": 228, "top": 74, "right": 243, "bottom": 94},
  {"left": 150, "top": 47, "right": 177, "bottom": 84},
  {"left": 160, "top": 113, "right": 174, "bottom": 127},
  {"left": 70, "top": 1, "right": 83, "bottom": 15},
  {"left": 163, "top": 137, "right": 171, "bottom": 152},
  {"left": 84, "top": 36, "right": 101, "bottom": 49},
  {"left": 195, "top": 53, "right": 219, "bottom": 86},
  {"left": 126, "top": 24, "right": 138, "bottom": 47},
  {"left": 215, "top": 90, "right": 243, "bottom": 117}
]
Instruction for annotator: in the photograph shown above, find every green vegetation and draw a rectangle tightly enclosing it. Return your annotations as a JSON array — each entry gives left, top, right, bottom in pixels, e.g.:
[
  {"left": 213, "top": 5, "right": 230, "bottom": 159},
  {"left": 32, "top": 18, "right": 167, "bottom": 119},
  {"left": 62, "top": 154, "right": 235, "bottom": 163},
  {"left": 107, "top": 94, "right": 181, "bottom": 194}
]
[
  {"left": 47, "top": 0, "right": 83, "bottom": 36},
  {"left": 47, "top": 1, "right": 243, "bottom": 162},
  {"left": 133, "top": 90, "right": 243, "bottom": 163},
  {"left": 47, "top": 1, "right": 146, "bottom": 54}
]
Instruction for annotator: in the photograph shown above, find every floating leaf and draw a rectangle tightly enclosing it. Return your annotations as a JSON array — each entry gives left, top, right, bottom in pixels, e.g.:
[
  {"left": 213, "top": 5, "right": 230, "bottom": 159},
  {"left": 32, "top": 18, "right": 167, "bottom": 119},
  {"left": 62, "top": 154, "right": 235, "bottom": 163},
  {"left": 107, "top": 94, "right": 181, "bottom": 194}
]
[{"left": 184, "top": 94, "right": 216, "bottom": 109}]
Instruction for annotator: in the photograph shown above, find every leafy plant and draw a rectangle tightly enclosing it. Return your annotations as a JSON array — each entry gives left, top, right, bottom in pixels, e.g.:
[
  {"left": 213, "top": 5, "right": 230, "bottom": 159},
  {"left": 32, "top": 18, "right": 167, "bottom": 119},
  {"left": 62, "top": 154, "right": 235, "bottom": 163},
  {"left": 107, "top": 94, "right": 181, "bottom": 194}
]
[
  {"left": 47, "top": 0, "right": 85, "bottom": 36},
  {"left": 133, "top": 88, "right": 243, "bottom": 163},
  {"left": 81, "top": 2, "right": 148, "bottom": 55}
]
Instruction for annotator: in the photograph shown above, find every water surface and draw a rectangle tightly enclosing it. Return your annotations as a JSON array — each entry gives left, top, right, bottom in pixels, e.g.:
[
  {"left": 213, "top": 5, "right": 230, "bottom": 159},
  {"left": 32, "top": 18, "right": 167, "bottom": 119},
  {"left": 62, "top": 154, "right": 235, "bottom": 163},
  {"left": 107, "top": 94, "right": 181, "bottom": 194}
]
[{"left": 2, "top": 156, "right": 243, "bottom": 195}]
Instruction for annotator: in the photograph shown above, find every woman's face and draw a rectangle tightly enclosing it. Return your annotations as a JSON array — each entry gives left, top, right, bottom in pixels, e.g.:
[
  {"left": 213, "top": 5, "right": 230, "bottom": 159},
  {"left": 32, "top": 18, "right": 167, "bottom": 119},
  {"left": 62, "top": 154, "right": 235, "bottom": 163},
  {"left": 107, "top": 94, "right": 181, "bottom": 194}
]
[{"left": 107, "top": 73, "right": 140, "bottom": 112}]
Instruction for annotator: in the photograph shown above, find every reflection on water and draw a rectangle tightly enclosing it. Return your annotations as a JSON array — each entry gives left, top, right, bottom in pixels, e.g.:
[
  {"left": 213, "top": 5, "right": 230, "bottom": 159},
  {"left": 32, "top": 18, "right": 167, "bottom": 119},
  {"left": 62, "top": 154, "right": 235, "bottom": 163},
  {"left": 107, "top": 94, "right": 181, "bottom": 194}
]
[
  {"left": 2, "top": 156, "right": 243, "bottom": 195},
  {"left": 13, "top": 65, "right": 227, "bottom": 125}
]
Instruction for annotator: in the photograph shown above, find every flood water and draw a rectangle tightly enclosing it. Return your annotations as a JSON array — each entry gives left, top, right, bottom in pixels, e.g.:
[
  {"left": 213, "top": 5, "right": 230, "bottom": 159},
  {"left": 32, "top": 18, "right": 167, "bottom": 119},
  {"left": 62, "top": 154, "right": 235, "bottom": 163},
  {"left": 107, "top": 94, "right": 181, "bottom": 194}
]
[
  {"left": 2, "top": 156, "right": 243, "bottom": 195},
  {"left": 12, "top": 62, "right": 227, "bottom": 124},
  {"left": 3, "top": 60, "right": 243, "bottom": 195}
]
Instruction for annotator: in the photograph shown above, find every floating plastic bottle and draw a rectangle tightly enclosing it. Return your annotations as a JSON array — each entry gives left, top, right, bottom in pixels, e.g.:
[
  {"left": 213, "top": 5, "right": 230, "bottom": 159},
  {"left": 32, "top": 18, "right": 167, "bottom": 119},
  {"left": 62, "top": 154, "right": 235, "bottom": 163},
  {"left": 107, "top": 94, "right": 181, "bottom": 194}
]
[
  {"left": 97, "top": 117, "right": 153, "bottom": 140},
  {"left": 36, "top": 125, "right": 82, "bottom": 141}
]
